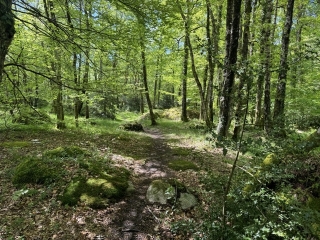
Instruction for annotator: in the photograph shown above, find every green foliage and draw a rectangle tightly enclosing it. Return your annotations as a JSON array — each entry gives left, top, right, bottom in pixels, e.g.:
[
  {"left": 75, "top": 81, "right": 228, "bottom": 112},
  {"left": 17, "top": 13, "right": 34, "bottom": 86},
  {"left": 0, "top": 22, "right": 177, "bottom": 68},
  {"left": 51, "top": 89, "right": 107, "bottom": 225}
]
[
  {"left": 168, "top": 159, "right": 199, "bottom": 171},
  {"left": 12, "top": 157, "right": 61, "bottom": 185}
]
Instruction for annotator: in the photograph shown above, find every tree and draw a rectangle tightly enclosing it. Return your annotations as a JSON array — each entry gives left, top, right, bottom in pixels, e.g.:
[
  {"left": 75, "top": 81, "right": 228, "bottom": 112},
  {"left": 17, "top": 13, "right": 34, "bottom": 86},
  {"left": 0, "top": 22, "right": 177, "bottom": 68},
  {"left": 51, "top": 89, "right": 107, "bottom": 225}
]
[
  {"left": 216, "top": 0, "right": 242, "bottom": 138},
  {"left": 0, "top": 0, "right": 15, "bottom": 82},
  {"left": 273, "top": 0, "right": 295, "bottom": 134},
  {"left": 254, "top": 0, "right": 274, "bottom": 128},
  {"left": 232, "top": 0, "right": 253, "bottom": 140}
]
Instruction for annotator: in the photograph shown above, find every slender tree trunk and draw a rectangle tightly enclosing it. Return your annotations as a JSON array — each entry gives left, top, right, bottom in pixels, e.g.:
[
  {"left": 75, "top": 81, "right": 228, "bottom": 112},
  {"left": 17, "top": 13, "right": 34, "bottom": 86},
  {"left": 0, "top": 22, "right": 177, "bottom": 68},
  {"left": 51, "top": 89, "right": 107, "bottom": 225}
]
[
  {"left": 153, "top": 55, "right": 160, "bottom": 108},
  {"left": 141, "top": 48, "right": 157, "bottom": 125},
  {"left": 263, "top": 0, "right": 274, "bottom": 134},
  {"left": 44, "top": 0, "right": 66, "bottom": 129},
  {"left": 0, "top": 0, "right": 15, "bottom": 82},
  {"left": 273, "top": 0, "right": 295, "bottom": 134},
  {"left": 65, "top": 0, "right": 81, "bottom": 127},
  {"left": 205, "top": 0, "right": 215, "bottom": 129},
  {"left": 217, "top": 0, "right": 242, "bottom": 138},
  {"left": 187, "top": 36, "right": 211, "bottom": 127},
  {"left": 233, "top": 0, "right": 252, "bottom": 140},
  {"left": 254, "top": 0, "right": 273, "bottom": 129},
  {"left": 55, "top": 50, "right": 65, "bottom": 129},
  {"left": 180, "top": 2, "right": 190, "bottom": 122}
]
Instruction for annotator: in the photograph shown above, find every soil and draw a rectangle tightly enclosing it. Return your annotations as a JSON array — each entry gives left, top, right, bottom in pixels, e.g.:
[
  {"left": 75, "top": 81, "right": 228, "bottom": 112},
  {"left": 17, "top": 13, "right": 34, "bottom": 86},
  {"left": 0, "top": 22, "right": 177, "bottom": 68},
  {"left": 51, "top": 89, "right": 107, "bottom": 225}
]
[{"left": 105, "top": 128, "right": 176, "bottom": 239}]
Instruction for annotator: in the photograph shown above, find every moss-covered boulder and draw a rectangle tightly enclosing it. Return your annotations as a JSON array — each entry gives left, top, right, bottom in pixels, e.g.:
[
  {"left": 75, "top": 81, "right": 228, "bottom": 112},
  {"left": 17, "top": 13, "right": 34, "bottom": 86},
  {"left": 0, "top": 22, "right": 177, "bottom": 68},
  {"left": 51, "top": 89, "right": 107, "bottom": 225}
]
[
  {"left": 43, "top": 146, "right": 90, "bottom": 158},
  {"left": 179, "top": 193, "right": 198, "bottom": 210},
  {"left": 60, "top": 167, "right": 130, "bottom": 209},
  {"left": 146, "top": 180, "right": 175, "bottom": 204},
  {"left": 13, "top": 157, "right": 60, "bottom": 185},
  {"left": 168, "top": 159, "right": 199, "bottom": 171}
]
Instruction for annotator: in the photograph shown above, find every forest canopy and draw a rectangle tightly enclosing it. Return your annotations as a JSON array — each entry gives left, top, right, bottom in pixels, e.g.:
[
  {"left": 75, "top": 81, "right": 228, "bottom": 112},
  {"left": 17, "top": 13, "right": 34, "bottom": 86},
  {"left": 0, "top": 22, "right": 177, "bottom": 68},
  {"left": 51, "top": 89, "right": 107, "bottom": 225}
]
[{"left": 0, "top": 0, "right": 319, "bottom": 133}]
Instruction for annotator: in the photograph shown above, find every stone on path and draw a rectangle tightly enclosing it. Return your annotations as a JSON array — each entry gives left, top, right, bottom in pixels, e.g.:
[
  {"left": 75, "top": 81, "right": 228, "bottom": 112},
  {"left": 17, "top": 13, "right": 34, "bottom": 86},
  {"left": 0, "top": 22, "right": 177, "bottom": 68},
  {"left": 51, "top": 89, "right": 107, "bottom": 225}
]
[
  {"left": 179, "top": 193, "right": 197, "bottom": 210},
  {"left": 146, "top": 180, "right": 175, "bottom": 204}
]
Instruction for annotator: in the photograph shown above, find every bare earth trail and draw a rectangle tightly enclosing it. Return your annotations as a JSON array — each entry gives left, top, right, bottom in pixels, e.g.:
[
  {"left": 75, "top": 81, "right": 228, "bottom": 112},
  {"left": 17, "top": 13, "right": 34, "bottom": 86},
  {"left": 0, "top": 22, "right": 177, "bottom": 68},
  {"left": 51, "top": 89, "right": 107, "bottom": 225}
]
[{"left": 104, "top": 128, "right": 177, "bottom": 239}]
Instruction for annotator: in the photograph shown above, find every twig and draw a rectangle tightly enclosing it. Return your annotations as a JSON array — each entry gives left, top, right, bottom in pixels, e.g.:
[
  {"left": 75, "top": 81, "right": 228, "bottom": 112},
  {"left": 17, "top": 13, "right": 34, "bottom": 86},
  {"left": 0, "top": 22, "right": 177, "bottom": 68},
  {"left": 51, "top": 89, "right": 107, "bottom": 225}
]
[{"left": 146, "top": 206, "right": 161, "bottom": 223}]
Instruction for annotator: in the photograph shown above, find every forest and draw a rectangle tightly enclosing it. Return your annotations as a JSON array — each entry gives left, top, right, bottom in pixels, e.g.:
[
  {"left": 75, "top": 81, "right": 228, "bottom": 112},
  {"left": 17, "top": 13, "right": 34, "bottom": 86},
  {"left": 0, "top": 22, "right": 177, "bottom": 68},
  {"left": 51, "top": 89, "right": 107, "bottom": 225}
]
[{"left": 0, "top": 0, "right": 320, "bottom": 239}]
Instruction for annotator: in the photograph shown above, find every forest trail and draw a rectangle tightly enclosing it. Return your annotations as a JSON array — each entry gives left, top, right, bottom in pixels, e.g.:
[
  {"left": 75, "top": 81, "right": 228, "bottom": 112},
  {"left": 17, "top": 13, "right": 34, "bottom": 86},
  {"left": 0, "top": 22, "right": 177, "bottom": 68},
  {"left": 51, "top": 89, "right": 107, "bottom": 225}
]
[{"left": 106, "top": 128, "right": 177, "bottom": 239}]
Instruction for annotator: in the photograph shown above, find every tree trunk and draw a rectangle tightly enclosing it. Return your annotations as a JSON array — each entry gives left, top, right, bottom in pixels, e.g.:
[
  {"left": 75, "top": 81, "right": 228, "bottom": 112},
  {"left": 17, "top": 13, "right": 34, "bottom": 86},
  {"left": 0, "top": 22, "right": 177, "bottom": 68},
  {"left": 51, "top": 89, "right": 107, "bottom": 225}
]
[
  {"left": 217, "top": 0, "right": 242, "bottom": 138},
  {"left": 205, "top": 0, "right": 216, "bottom": 129},
  {"left": 232, "top": 0, "right": 252, "bottom": 141},
  {"left": 55, "top": 50, "right": 65, "bottom": 129},
  {"left": 65, "top": 0, "right": 81, "bottom": 127},
  {"left": 263, "top": 0, "right": 274, "bottom": 134},
  {"left": 273, "top": 0, "right": 295, "bottom": 134},
  {"left": 141, "top": 49, "right": 157, "bottom": 125},
  {"left": 180, "top": 2, "right": 190, "bottom": 122},
  {"left": 0, "top": 0, "right": 15, "bottom": 82}
]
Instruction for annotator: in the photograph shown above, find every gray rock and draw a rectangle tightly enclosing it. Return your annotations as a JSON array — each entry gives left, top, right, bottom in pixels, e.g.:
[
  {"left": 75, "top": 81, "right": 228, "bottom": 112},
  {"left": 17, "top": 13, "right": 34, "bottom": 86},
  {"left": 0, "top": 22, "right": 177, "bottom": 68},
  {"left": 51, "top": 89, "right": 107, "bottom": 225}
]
[
  {"left": 179, "top": 193, "right": 197, "bottom": 210},
  {"left": 146, "top": 180, "right": 175, "bottom": 204}
]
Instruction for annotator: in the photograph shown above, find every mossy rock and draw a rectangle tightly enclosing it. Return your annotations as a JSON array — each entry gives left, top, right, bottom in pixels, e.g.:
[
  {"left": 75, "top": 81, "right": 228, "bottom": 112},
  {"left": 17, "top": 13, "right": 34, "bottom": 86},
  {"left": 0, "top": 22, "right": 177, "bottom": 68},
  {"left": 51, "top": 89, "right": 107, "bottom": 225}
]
[
  {"left": 0, "top": 141, "right": 30, "bottom": 148},
  {"left": 13, "top": 157, "right": 60, "bottom": 185},
  {"left": 261, "top": 153, "right": 280, "bottom": 169},
  {"left": 168, "top": 160, "right": 199, "bottom": 171},
  {"left": 146, "top": 180, "right": 175, "bottom": 204},
  {"left": 80, "top": 159, "right": 130, "bottom": 181},
  {"left": 60, "top": 167, "right": 130, "bottom": 209},
  {"left": 44, "top": 146, "right": 90, "bottom": 158}
]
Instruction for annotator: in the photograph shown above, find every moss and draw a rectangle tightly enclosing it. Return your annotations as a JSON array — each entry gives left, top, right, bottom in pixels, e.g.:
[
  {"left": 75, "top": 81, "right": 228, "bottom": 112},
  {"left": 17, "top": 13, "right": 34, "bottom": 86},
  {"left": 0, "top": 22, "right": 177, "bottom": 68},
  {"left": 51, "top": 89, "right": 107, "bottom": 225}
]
[
  {"left": 168, "top": 160, "right": 199, "bottom": 171},
  {"left": 80, "top": 194, "right": 109, "bottom": 209},
  {"left": 12, "top": 157, "right": 60, "bottom": 185},
  {"left": 172, "top": 147, "right": 191, "bottom": 156},
  {"left": 60, "top": 166, "right": 130, "bottom": 208},
  {"left": 1, "top": 141, "right": 30, "bottom": 148},
  {"left": 151, "top": 179, "right": 171, "bottom": 190},
  {"left": 44, "top": 146, "right": 90, "bottom": 158}
]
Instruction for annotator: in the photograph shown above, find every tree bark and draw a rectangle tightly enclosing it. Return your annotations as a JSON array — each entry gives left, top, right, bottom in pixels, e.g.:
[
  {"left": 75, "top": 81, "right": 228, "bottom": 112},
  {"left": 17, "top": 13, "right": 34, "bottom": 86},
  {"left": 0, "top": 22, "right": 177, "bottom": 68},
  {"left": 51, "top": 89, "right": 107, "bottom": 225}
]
[
  {"left": 141, "top": 48, "right": 157, "bottom": 125},
  {"left": 263, "top": 0, "right": 274, "bottom": 134},
  {"left": 217, "top": 0, "right": 242, "bottom": 138},
  {"left": 0, "top": 0, "right": 15, "bottom": 82},
  {"left": 232, "top": 0, "right": 252, "bottom": 140},
  {"left": 273, "top": 0, "right": 295, "bottom": 134},
  {"left": 180, "top": 1, "right": 190, "bottom": 122}
]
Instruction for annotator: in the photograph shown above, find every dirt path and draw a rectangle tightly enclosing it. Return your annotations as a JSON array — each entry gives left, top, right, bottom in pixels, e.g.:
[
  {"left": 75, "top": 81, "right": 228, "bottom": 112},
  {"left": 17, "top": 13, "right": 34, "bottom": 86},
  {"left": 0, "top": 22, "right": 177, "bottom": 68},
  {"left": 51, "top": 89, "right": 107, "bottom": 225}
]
[{"left": 106, "top": 128, "right": 176, "bottom": 239}]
